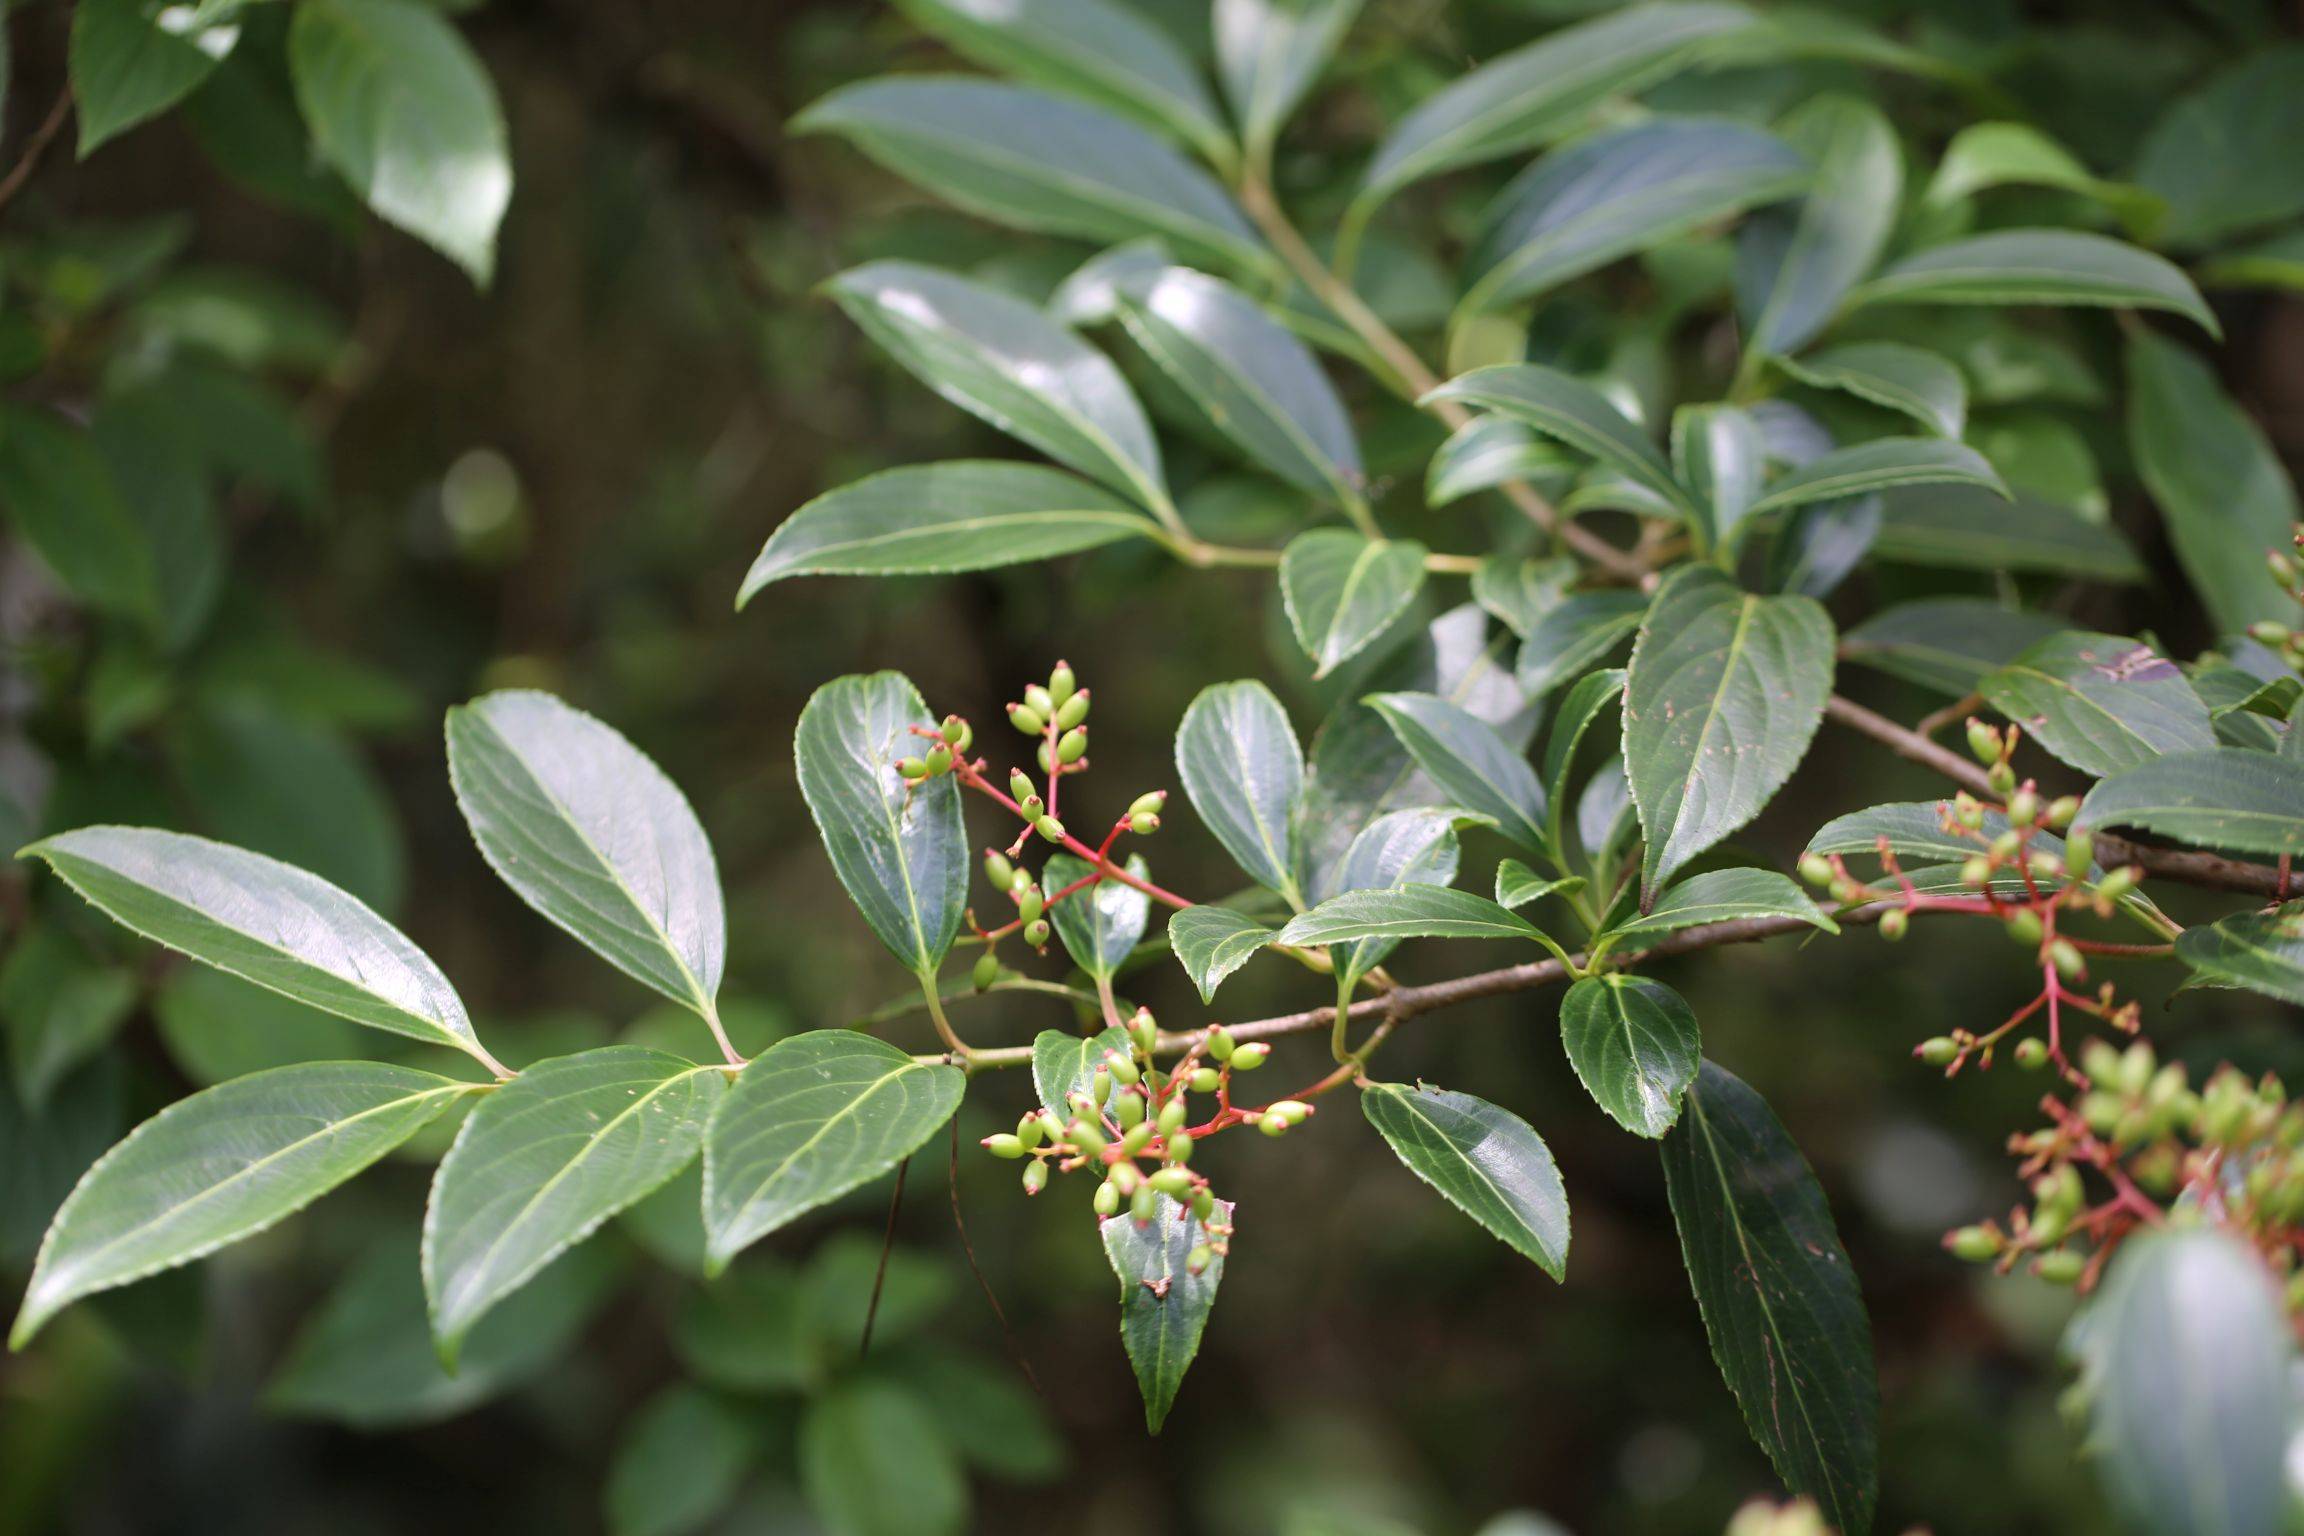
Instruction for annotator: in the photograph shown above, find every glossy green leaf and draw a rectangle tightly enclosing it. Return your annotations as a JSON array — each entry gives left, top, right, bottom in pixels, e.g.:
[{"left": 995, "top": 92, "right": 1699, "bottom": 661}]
[
  {"left": 2080, "top": 750, "right": 2304, "bottom": 859},
  {"left": 1542, "top": 667, "right": 1627, "bottom": 855},
  {"left": 1164, "top": 907, "right": 1279, "bottom": 1003},
  {"left": 1426, "top": 418, "right": 1575, "bottom": 510},
  {"left": 702, "top": 1031, "right": 964, "bottom": 1272},
  {"left": 2177, "top": 903, "right": 2304, "bottom": 1007},
  {"left": 1672, "top": 403, "right": 1767, "bottom": 551},
  {"left": 1367, "top": 691, "right": 1546, "bottom": 852},
  {"left": 2134, "top": 47, "right": 2304, "bottom": 249},
  {"left": 1624, "top": 567, "right": 1835, "bottom": 899},
  {"left": 793, "top": 673, "right": 968, "bottom": 975},
  {"left": 1661, "top": 1060, "right": 1877, "bottom": 1533},
  {"left": 1031, "top": 1026, "right": 1132, "bottom": 1121},
  {"left": 1214, "top": 0, "right": 1362, "bottom": 165},
  {"left": 22, "top": 827, "right": 485, "bottom": 1060},
  {"left": 1495, "top": 860, "right": 1583, "bottom": 912},
  {"left": 1840, "top": 599, "right": 2065, "bottom": 695},
  {"left": 71, "top": 0, "right": 240, "bottom": 158},
  {"left": 1118, "top": 267, "right": 1362, "bottom": 504},
  {"left": 1559, "top": 975, "right": 1699, "bottom": 1137},
  {"left": 1042, "top": 853, "right": 1151, "bottom": 982},
  {"left": 1464, "top": 116, "right": 1806, "bottom": 315},
  {"left": 1737, "top": 95, "right": 1900, "bottom": 357},
  {"left": 1362, "top": 1081, "right": 1568, "bottom": 1279},
  {"left": 1469, "top": 556, "right": 1577, "bottom": 640},
  {"left": 1608, "top": 868, "right": 1837, "bottom": 945},
  {"left": 824, "top": 261, "right": 1166, "bottom": 510},
  {"left": 895, "top": 0, "right": 1228, "bottom": 164},
  {"left": 801, "top": 1380, "right": 969, "bottom": 1536},
  {"left": 1517, "top": 590, "right": 1646, "bottom": 696},
  {"left": 2071, "top": 1229, "right": 2293, "bottom": 1536},
  {"left": 1777, "top": 343, "right": 1966, "bottom": 439},
  {"left": 1752, "top": 437, "right": 2005, "bottom": 515},
  {"left": 1354, "top": 3, "right": 1755, "bottom": 212},
  {"left": 0, "top": 404, "right": 157, "bottom": 626},
  {"left": 2125, "top": 329, "right": 2301, "bottom": 636},
  {"left": 424, "top": 1047, "right": 722, "bottom": 1360},
  {"left": 289, "top": 0, "right": 509, "bottom": 282},
  {"left": 1924, "top": 121, "right": 2163, "bottom": 236},
  {"left": 1871, "top": 485, "right": 2143, "bottom": 581},
  {"left": 1281, "top": 531, "right": 1427, "bottom": 678},
  {"left": 1426, "top": 364, "right": 1693, "bottom": 521},
  {"left": 1101, "top": 1192, "right": 1230, "bottom": 1432},
  {"left": 12, "top": 1063, "right": 471, "bottom": 1348},
  {"left": 1175, "top": 680, "right": 1304, "bottom": 901},
  {"left": 1275, "top": 884, "right": 1549, "bottom": 947},
  {"left": 1320, "top": 809, "right": 1464, "bottom": 986},
  {"left": 1851, "top": 229, "right": 2216, "bottom": 335},
  {"left": 1979, "top": 632, "right": 2215, "bottom": 778},
  {"left": 794, "top": 77, "right": 1269, "bottom": 276},
  {"left": 740, "top": 462, "right": 1155, "bottom": 599}
]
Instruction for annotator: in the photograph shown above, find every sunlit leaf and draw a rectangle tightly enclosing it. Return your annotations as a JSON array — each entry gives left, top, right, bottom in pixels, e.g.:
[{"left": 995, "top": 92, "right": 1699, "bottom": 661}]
[{"left": 1362, "top": 1081, "right": 1568, "bottom": 1278}]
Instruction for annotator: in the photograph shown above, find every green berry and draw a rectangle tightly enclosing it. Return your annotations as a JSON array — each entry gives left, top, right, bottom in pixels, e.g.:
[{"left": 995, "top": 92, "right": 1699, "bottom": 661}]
[
  {"left": 1151, "top": 1167, "right": 1193, "bottom": 1198},
  {"left": 1206, "top": 1027, "right": 1235, "bottom": 1063},
  {"left": 1987, "top": 761, "right": 2016, "bottom": 795},
  {"left": 1879, "top": 908, "right": 1908, "bottom": 942},
  {"left": 2007, "top": 788, "right": 2039, "bottom": 827},
  {"left": 985, "top": 1133, "right": 1024, "bottom": 1159},
  {"left": 1192, "top": 1188, "right": 1216, "bottom": 1222},
  {"left": 2050, "top": 939, "right": 2085, "bottom": 980},
  {"left": 2098, "top": 867, "right": 2139, "bottom": 901},
  {"left": 1058, "top": 726, "right": 1088, "bottom": 763},
  {"left": 1917, "top": 1037, "right": 1959, "bottom": 1066},
  {"left": 1093, "top": 1180, "right": 1120, "bottom": 1217},
  {"left": 1010, "top": 770, "right": 1034, "bottom": 803},
  {"left": 1961, "top": 856, "right": 1993, "bottom": 889},
  {"left": 1047, "top": 662, "right": 1076, "bottom": 705},
  {"left": 1190, "top": 1068, "right": 1222, "bottom": 1094},
  {"left": 1131, "top": 1184, "right": 1158, "bottom": 1222},
  {"left": 1091, "top": 1069, "right": 1113, "bottom": 1106},
  {"left": 1114, "top": 1089, "right": 1146, "bottom": 1129},
  {"left": 2006, "top": 909, "right": 2043, "bottom": 946},
  {"left": 1055, "top": 690, "right": 1089, "bottom": 731},
  {"left": 2035, "top": 1249, "right": 2085, "bottom": 1286},
  {"left": 1966, "top": 719, "right": 2000, "bottom": 765},
  {"left": 1017, "top": 886, "right": 1044, "bottom": 924},
  {"left": 1108, "top": 1053, "right": 1141, "bottom": 1087},
  {"left": 897, "top": 757, "right": 929, "bottom": 781},
  {"left": 1068, "top": 1117, "right": 1105, "bottom": 1154},
  {"left": 972, "top": 952, "right": 999, "bottom": 991},
  {"left": 1008, "top": 702, "right": 1044, "bottom": 735},
  {"left": 1129, "top": 1009, "right": 1157, "bottom": 1053},
  {"left": 1165, "top": 1130, "right": 1194, "bottom": 1165},
  {"left": 983, "top": 850, "right": 1016, "bottom": 889},
  {"left": 1024, "top": 684, "right": 1054, "bottom": 717},
  {"left": 941, "top": 715, "right": 967, "bottom": 745},
  {"left": 1258, "top": 1112, "right": 1290, "bottom": 1137},
  {"left": 1119, "top": 1122, "right": 1155, "bottom": 1158},
  {"left": 1947, "top": 1225, "right": 2002, "bottom": 1261},
  {"left": 2046, "top": 796, "right": 2080, "bottom": 829},
  {"left": 1035, "top": 815, "right": 1065, "bottom": 843},
  {"left": 1021, "top": 1159, "right": 1048, "bottom": 1195},
  {"left": 2014, "top": 1038, "right": 2049, "bottom": 1070},
  {"left": 1157, "top": 1097, "right": 1188, "bottom": 1135},
  {"left": 1186, "top": 1243, "right": 1214, "bottom": 1275},
  {"left": 925, "top": 744, "right": 952, "bottom": 775},
  {"left": 2064, "top": 830, "right": 2094, "bottom": 873},
  {"left": 1017, "top": 1113, "right": 1045, "bottom": 1150},
  {"left": 1230, "top": 1041, "right": 1270, "bottom": 1070},
  {"left": 1798, "top": 854, "right": 1834, "bottom": 887},
  {"left": 1129, "top": 791, "right": 1166, "bottom": 818},
  {"left": 2250, "top": 620, "right": 2293, "bottom": 647},
  {"left": 1130, "top": 812, "right": 1159, "bottom": 836},
  {"left": 1025, "top": 918, "right": 1050, "bottom": 947},
  {"left": 1036, "top": 741, "right": 1055, "bottom": 775},
  {"left": 1108, "top": 1161, "right": 1140, "bottom": 1195}
]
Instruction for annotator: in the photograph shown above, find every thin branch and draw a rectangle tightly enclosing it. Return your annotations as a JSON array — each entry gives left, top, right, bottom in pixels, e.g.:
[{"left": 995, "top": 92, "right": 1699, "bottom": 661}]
[{"left": 0, "top": 90, "right": 73, "bottom": 215}]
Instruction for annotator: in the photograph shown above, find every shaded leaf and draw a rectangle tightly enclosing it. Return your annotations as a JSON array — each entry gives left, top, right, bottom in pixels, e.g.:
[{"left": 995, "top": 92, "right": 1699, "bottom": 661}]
[
  {"left": 1851, "top": 229, "right": 2216, "bottom": 335},
  {"left": 1871, "top": 485, "right": 2143, "bottom": 581},
  {"left": 1470, "top": 556, "right": 1577, "bottom": 639},
  {"left": 1607, "top": 868, "right": 1837, "bottom": 945},
  {"left": 1281, "top": 531, "right": 1427, "bottom": 678},
  {"left": 1426, "top": 364, "right": 1693, "bottom": 520},
  {"left": 1752, "top": 437, "right": 2005, "bottom": 515},
  {"left": 801, "top": 1381, "right": 968, "bottom": 1536},
  {"left": 2176, "top": 903, "right": 2304, "bottom": 1007},
  {"left": 1427, "top": 418, "right": 1575, "bottom": 509},
  {"left": 1979, "top": 632, "right": 2215, "bottom": 778},
  {"left": 1777, "top": 343, "right": 1966, "bottom": 439},
  {"left": 1215, "top": 0, "right": 1362, "bottom": 165},
  {"left": 1517, "top": 590, "right": 1646, "bottom": 696},
  {"left": 1673, "top": 403, "right": 1767, "bottom": 551},
  {"left": 1320, "top": 808, "right": 1465, "bottom": 985},
  {"left": 72, "top": 0, "right": 240, "bottom": 157},
  {"left": 2079, "top": 750, "right": 2304, "bottom": 858},
  {"left": 1275, "top": 884, "right": 1549, "bottom": 947},
  {"left": 1737, "top": 95, "right": 1900, "bottom": 357},
  {"left": 1367, "top": 691, "right": 1547, "bottom": 851},
  {"left": 2134, "top": 46, "right": 2304, "bottom": 248},
  {"left": 1840, "top": 599, "right": 2065, "bottom": 696},
  {"left": 1495, "top": 860, "right": 1584, "bottom": 912}
]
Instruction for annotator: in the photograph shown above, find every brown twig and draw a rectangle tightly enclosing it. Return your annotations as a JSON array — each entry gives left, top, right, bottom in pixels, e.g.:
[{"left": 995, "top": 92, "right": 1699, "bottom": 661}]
[{"left": 0, "top": 90, "right": 72, "bottom": 215}]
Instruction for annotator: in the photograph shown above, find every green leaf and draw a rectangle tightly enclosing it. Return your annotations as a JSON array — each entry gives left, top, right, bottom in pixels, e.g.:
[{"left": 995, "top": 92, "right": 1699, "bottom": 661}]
[
  {"left": 1979, "top": 632, "right": 2215, "bottom": 779},
  {"left": 1117, "top": 267, "right": 1363, "bottom": 504},
  {"left": 2200, "top": 226, "right": 2304, "bottom": 293},
  {"left": 1, "top": 926, "right": 136, "bottom": 1110},
  {"left": 1871, "top": 485, "right": 2144, "bottom": 582},
  {"left": 2134, "top": 47, "right": 2304, "bottom": 249},
  {"left": 0, "top": 403, "right": 157, "bottom": 625},
  {"left": 794, "top": 673, "right": 968, "bottom": 975},
  {"left": 1660, "top": 1060, "right": 1877, "bottom": 1533},
  {"left": 1516, "top": 590, "right": 1646, "bottom": 696},
  {"left": 2177, "top": 903, "right": 2304, "bottom": 1007},
  {"left": 1808, "top": 801, "right": 2066, "bottom": 872},
  {"left": 1777, "top": 343, "right": 1966, "bottom": 439},
  {"left": 1164, "top": 907, "right": 1279, "bottom": 1003},
  {"left": 1214, "top": 0, "right": 1362, "bottom": 165},
  {"left": 1354, "top": 2, "right": 1755, "bottom": 213},
  {"left": 1840, "top": 598, "right": 2065, "bottom": 696},
  {"left": 1042, "top": 853, "right": 1151, "bottom": 982},
  {"left": 894, "top": 0, "right": 1229, "bottom": 165},
  {"left": 1469, "top": 556, "right": 1577, "bottom": 640},
  {"left": 1367, "top": 691, "right": 1547, "bottom": 852},
  {"left": 1101, "top": 1192, "right": 1231, "bottom": 1432},
  {"left": 1275, "top": 884, "right": 1548, "bottom": 947},
  {"left": 423, "top": 1046, "right": 722, "bottom": 1362},
  {"left": 1175, "top": 680, "right": 1305, "bottom": 901},
  {"left": 1607, "top": 868, "right": 1837, "bottom": 945},
  {"left": 1559, "top": 975, "right": 1699, "bottom": 1137},
  {"left": 794, "top": 77, "right": 1268, "bottom": 277},
  {"left": 1361, "top": 1081, "right": 1568, "bottom": 1279},
  {"left": 22, "top": 827, "right": 487, "bottom": 1061},
  {"left": 1427, "top": 418, "right": 1575, "bottom": 510},
  {"left": 1850, "top": 229, "right": 2217, "bottom": 336},
  {"left": 1495, "top": 860, "right": 1584, "bottom": 912},
  {"left": 2125, "top": 330, "right": 2302, "bottom": 636},
  {"left": 2080, "top": 749, "right": 2304, "bottom": 859},
  {"left": 1624, "top": 567, "right": 1835, "bottom": 899},
  {"left": 1672, "top": 404, "right": 1767, "bottom": 551},
  {"left": 1031, "top": 1027, "right": 1133, "bottom": 1121},
  {"left": 289, "top": 0, "right": 509, "bottom": 283},
  {"left": 12, "top": 1063, "right": 471, "bottom": 1348},
  {"left": 71, "top": 0, "right": 240, "bottom": 157},
  {"left": 1281, "top": 532, "right": 1428, "bottom": 679},
  {"left": 448, "top": 691, "right": 726, "bottom": 1022},
  {"left": 605, "top": 1385, "right": 757, "bottom": 1536},
  {"left": 1737, "top": 95, "right": 1900, "bottom": 357},
  {"left": 1751, "top": 437, "right": 2005, "bottom": 516},
  {"left": 801, "top": 1380, "right": 969, "bottom": 1536},
  {"left": 1463, "top": 116, "right": 1806, "bottom": 315},
  {"left": 2071, "top": 1229, "right": 2293, "bottom": 1536},
  {"left": 1320, "top": 809, "right": 1465, "bottom": 986},
  {"left": 1924, "top": 121, "right": 2163, "bottom": 236},
  {"left": 701, "top": 1031, "right": 963, "bottom": 1272},
  {"left": 824, "top": 261, "right": 1166, "bottom": 510},
  {"left": 1542, "top": 667, "right": 1627, "bottom": 854},
  {"left": 740, "top": 462, "right": 1155, "bottom": 599},
  {"left": 1425, "top": 364, "right": 1693, "bottom": 521}
]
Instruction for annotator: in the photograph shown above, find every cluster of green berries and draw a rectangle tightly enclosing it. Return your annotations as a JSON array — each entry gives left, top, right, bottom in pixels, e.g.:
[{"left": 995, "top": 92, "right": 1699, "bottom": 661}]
[
  {"left": 1006, "top": 660, "right": 1093, "bottom": 781},
  {"left": 2245, "top": 531, "right": 2304, "bottom": 672},
  {"left": 980, "top": 1014, "right": 1290, "bottom": 1273},
  {"left": 896, "top": 713, "right": 972, "bottom": 784}
]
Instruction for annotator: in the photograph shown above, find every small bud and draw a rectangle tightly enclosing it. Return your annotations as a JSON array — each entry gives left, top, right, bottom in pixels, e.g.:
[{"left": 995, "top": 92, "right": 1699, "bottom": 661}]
[
  {"left": 2098, "top": 867, "right": 2139, "bottom": 901},
  {"left": 2006, "top": 909, "right": 2043, "bottom": 946},
  {"left": 1165, "top": 1130, "right": 1194, "bottom": 1165},
  {"left": 1190, "top": 1067, "right": 1222, "bottom": 1094},
  {"left": 925, "top": 743, "right": 953, "bottom": 775},
  {"left": 1150, "top": 1167, "right": 1193, "bottom": 1198},
  {"left": 1007, "top": 702, "right": 1044, "bottom": 735},
  {"left": 1967, "top": 719, "right": 2001, "bottom": 766},
  {"left": 2050, "top": 939, "right": 2085, "bottom": 981},
  {"left": 1954, "top": 795, "right": 1985, "bottom": 831},
  {"left": 2045, "top": 796, "right": 2081, "bottom": 830},
  {"left": 2028, "top": 851, "right": 2063, "bottom": 881},
  {"left": 1091, "top": 1069, "right": 1113, "bottom": 1106},
  {"left": 1130, "top": 1007, "right": 1158, "bottom": 1054},
  {"left": 1798, "top": 853, "right": 1834, "bottom": 887},
  {"left": 1157, "top": 1096, "right": 1188, "bottom": 1136},
  {"left": 1036, "top": 741, "right": 1056, "bottom": 775},
  {"left": 1917, "top": 1037, "right": 1959, "bottom": 1066},
  {"left": 983, "top": 850, "right": 1016, "bottom": 889},
  {"left": 1131, "top": 812, "right": 1160, "bottom": 835},
  {"left": 1987, "top": 762, "right": 2016, "bottom": 795},
  {"left": 1055, "top": 689, "right": 1089, "bottom": 731},
  {"left": 1093, "top": 1180, "right": 1121, "bottom": 1217},
  {"left": 1961, "top": 856, "right": 1993, "bottom": 889},
  {"left": 1024, "top": 684, "right": 1055, "bottom": 717},
  {"left": 1017, "top": 886, "right": 1044, "bottom": 924},
  {"left": 2014, "top": 1038, "right": 2048, "bottom": 1070},
  {"left": 1036, "top": 814, "right": 1066, "bottom": 843},
  {"left": 1118, "top": 1121, "right": 1155, "bottom": 1158},
  {"left": 1186, "top": 1243, "right": 1214, "bottom": 1275},
  {"left": 1206, "top": 1027, "right": 1235, "bottom": 1063},
  {"left": 2064, "top": 830, "right": 2094, "bottom": 873},
  {"left": 1991, "top": 830, "right": 2023, "bottom": 861},
  {"left": 2007, "top": 788, "right": 2039, "bottom": 827},
  {"left": 1114, "top": 1088, "right": 1146, "bottom": 1128},
  {"left": 1230, "top": 1041, "right": 1271, "bottom": 1070},
  {"left": 941, "top": 714, "right": 967, "bottom": 745},
  {"left": 1108, "top": 1053, "right": 1141, "bottom": 1087},
  {"left": 1017, "top": 1112, "right": 1045, "bottom": 1150},
  {"left": 1879, "top": 908, "right": 1909, "bottom": 942},
  {"left": 1192, "top": 1187, "right": 1216, "bottom": 1222},
  {"left": 1025, "top": 918, "right": 1050, "bottom": 947},
  {"left": 1019, "top": 793, "right": 1044, "bottom": 817},
  {"left": 984, "top": 1133, "right": 1025, "bottom": 1159},
  {"left": 1058, "top": 726, "right": 1088, "bottom": 763},
  {"left": 2034, "top": 1249, "right": 2085, "bottom": 1286},
  {"left": 2268, "top": 550, "right": 2298, "bottom": 587},
  {"left": 1258, "top": 1112, "right": 1289, "bottom": 1137},
  {"left": 1010, "top": 770, "right": 1034, "bottom": 803},
  {"left": 972, "top": 952, "right": 1000, "bottom": 991},
  {"left": 897, "top": 757, "right": 930, "bottom": 781},
  {"left": 1267, "top": 1099, "right": 1312, "bottom": 1126},
  {"left": 1047, "top": 662, "right": 1077, "bottom": 706},
  {"left": 1021, "top": 1159, "right": 1048, "bottom": 1195},
  {"left": 1129, "top": 791, "right": 1167, "bottom": 818},
  {"left": 1131, "top": 1184, "right": 1159, "bottom": 1222},
  {"left": 2250, "top": 620, "right": 2293, "bottom": 647},
  {"left": 1947, "top": 1225, "right": 2002, "bottom": 1261},
  {"left": 1108, "top": 1160, "right": 1141, "bottom": 1195},
  {"left": 1068, "top": 1116, "right": 1105, "bottom": 1155}
]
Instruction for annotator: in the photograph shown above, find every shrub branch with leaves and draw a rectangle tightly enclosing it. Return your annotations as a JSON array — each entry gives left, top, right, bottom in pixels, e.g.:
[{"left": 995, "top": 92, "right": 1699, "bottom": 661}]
[{"left": 14, "top": 1, "right": 2304, "bottom": 1533}]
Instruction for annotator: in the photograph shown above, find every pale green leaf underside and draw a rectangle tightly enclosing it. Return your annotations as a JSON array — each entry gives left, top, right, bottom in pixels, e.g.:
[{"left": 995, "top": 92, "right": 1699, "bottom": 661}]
[
  {"left": 1042, "top": 852, "right": 1152, "bottom": 981},
  {"left": 1164, "top": 906, "right": 1279, "bottom": 1002},
  {"left": 1032, "top": 1026, "right": 1132, "bottom": 1121}
]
